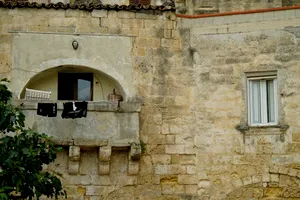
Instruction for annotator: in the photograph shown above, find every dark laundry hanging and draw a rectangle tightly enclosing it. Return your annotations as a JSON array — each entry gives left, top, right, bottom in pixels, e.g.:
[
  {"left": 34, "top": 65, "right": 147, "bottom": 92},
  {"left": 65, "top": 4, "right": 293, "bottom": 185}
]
[
  {"left": 62, "top": 102, "right": 88, "bottom": 119},
  {"left": 48, "top": 103, "right": 57, "bottom": 117},
  {"left": 37, "top": 103, "right": 47, "bottom": 116},
  {"left": 37, "top": 103, "right": 57, "bottom": 117}
]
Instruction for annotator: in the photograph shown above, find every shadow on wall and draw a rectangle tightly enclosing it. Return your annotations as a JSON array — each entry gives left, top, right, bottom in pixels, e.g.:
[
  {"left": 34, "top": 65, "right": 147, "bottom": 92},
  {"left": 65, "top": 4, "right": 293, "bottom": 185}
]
[{"left": 20, "top": 65, "right": 125, "bottom": 101}]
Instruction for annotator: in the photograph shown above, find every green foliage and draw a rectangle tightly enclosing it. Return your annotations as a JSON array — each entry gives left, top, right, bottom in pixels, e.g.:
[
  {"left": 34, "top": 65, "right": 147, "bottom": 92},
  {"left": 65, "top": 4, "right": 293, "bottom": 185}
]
[{"left": 0, "top": 80, "right": 66, "bottom": 200}]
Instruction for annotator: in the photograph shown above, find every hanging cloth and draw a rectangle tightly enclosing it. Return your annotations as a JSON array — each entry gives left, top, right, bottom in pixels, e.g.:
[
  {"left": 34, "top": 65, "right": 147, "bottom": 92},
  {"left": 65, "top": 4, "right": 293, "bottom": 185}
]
[
  {"left": 62, "top": 101, "right": 88, "bottom": 119},
  {"left": 37, "top": 103, "right": 57, "bottom": 117}
]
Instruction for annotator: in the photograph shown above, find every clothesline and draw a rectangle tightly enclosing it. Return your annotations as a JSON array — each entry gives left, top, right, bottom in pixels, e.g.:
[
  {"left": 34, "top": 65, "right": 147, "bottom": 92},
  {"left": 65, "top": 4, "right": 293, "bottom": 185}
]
[{"left": 37, "top": 101, "right": 88, "bottom": 119}]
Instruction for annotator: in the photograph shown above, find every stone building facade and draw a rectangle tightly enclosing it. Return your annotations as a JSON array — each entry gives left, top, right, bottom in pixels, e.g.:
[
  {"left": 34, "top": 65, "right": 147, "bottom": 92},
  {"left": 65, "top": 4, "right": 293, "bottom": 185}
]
[{"left": 2, "top": 1, "right": 300, "bottom": 199}]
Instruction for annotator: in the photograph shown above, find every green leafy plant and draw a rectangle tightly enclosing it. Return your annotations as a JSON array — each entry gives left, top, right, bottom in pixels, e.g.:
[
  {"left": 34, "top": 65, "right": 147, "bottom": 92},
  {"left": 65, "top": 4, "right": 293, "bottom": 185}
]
[{"left": 0, "top": 79, "right": 66, "bottom": 200}]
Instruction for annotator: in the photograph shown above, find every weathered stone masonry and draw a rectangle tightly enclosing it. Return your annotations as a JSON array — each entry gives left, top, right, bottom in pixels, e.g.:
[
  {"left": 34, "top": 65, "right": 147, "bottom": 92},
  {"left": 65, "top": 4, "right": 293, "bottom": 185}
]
[{"left": 2, "top": 2, "right": 300, "bottom": 200}]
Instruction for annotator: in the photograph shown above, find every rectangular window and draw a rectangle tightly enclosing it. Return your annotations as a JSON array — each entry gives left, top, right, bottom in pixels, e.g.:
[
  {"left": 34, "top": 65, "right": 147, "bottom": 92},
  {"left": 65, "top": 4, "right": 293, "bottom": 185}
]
[
  {"left": 58, "top": 73, "right": 93, "bottom": 101},
  {"left": 248, "top": 75, "right": 278, "bottom": 126}
]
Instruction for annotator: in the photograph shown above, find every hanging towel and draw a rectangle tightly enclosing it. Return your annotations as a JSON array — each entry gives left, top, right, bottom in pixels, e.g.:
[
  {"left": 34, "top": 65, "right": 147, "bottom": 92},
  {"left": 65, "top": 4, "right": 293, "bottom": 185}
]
[
  {"left": 37, "top": 103, "right": 57, "bottom": 117},
  {"left": 37, "top": 103, "right": 47, "bottom": 116},
  {"left": 48, "top": 103, "right": 57, "bottom": 117},
  {"left": 62, "top": 102, "right": 88, "bottom": 119}
]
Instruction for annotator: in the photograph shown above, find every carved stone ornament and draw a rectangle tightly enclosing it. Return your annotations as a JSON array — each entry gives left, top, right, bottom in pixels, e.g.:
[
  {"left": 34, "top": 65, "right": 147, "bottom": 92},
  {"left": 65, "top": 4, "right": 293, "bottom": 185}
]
[{"left": 72, "top": 40, "right": 79, "bottom": 50}]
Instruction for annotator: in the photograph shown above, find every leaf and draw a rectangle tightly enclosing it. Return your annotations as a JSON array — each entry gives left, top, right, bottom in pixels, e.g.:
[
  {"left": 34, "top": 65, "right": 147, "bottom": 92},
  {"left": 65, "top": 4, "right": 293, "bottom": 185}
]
[{"left": 21, "top": 148, "right": 29, "bottom": 155}]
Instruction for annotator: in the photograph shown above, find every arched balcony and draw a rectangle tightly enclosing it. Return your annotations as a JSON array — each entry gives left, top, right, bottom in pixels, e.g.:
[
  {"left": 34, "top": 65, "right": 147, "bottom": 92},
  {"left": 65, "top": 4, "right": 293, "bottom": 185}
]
[{"left": 19, "top": 65, "right": 125, "bottom": 101}]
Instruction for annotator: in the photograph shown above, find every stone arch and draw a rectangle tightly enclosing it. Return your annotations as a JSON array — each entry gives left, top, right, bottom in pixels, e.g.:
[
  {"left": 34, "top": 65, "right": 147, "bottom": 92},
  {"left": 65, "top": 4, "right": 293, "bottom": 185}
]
[
  {"left": 16, "top": 58, "right": 133, "bottom": 100},
  {"left": 224, "top": 166, "right": 300, "bottom": 200}
]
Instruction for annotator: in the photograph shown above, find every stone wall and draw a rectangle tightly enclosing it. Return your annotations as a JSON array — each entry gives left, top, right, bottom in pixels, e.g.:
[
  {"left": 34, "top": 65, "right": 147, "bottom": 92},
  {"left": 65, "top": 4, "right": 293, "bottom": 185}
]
[
  {"left": 2, "top": 4, "right": 300, "bottom": 200},
  {"left": 178, "top": 8, "right": 300, "bottom": 199}
]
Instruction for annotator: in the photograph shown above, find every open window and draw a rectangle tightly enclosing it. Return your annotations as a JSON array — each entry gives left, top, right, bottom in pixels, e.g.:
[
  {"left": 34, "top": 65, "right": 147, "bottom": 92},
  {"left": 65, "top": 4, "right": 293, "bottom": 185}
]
[{"left": 58, "top": 73, "right": 93, "bottom": 101}]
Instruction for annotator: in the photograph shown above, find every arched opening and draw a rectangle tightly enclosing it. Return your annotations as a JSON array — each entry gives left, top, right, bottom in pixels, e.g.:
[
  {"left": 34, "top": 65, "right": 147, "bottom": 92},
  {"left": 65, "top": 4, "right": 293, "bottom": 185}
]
[
  {"left": 20, "top": 65, "right": 125, "bottom": 101},
  {"left": 226, "top": 174, "right": 300, "bottom": 200}
]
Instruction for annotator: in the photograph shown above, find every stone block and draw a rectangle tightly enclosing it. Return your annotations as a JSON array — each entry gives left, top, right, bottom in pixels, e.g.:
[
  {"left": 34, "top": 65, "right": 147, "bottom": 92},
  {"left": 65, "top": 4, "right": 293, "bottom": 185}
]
[
  {"left": 179, "top": 154, "right": 196, "bottom": 165},
  {"left": 136, "top": 11, "right": 157, "bottom": 19},
  {"left": 128, "top": 160, "right": 139, "bottom": 175},
  {"left": 262, "top": 173, "right": 270, "bottom": 182},
  {"left": 169, "top": 164, "right": 186, "bottom": 174},
  {"left": 198, "top": 180, "right": 210, "bottom": 188},
  {"left": 121, "top": 19, "right": 144, "bottom": 28},
  {"left": 269, "top": 165, "right": 280, "bottom": 173},
  {"left": 91, "top": 10, "right": 108, "bottom": 18},
  {"left": 118, "top": 11, "right": 136, "bottom": 19},
  {"left": 162, "top": 124, "right": 170, "bottom": 134},
  {"left": 148, "top": 135, "right": 166, "bottom": 145},
  {"left": 164, "top": 21, "right": 175, "bottom": 30},
  {"left": 144, "top": 19, "right": 163, "bottom": 29},
  {"left": 125, "top": 176, "right": 138, "bottom": 186},
  {"left": 91, "top": 175, "right": 112, "bottom": 186},
  {"left": 270, "top": 174, "right": 279, "bottom": 182},
  {"left": 186, "top": 165, "right": 196, "bottom": 175},
  {"left": 252, "top": 175, "right": 262, "bottom": 184},
  {"left": 85, "top": 186, "right": 105, "bottom": 196},
  {"left": 65, "top": 10, "right": 80, "bottom": 17},
  {"left": 69, "top": 161, "right": 80, "bottom": 175},
  {"left": 165, "top": 145, "right": 195, "bottom": 154},
  {"left": 231, "top": 178, "right": 243, "bottom": 188},
  {"left": 278, "top": 167, "right": 289, "bottom": 175},
  {"left": 178, "top": 175, "right": 198, "bottom": 185},
  {"left": 175, "top": 135, "right": 194, "bottom": 145},
  {"left": 162, "top": 184, "right": 185, "bottom": 195},
  {"left": 161, "top": 38, "right": 181, "bottom": 49},
  {"left": 99, "top": 162, "right": 110, "bottom": 175},
  {"left": 136, "top": 38, "right": 160, "bottom": 48},
  {"left": 166, "top": 135, "right": 175, "bottom": 144},
  {"left": 152, "top": 155, "right": 171, "bottom": 164},
  {"left": 288, "top": 168, "right": 298, "bottom": 177},
  {"left": 154, "top": 165, "right": 169, "bottom": 175},
  {"left": 69, "top": 146, "right": 80, "bottom": 161},
  {"left": 242, "top": 176, "right": 252, "bottom": 185},
  {"left": 185, "top": 185, "right": 197, "bottom": 195}
]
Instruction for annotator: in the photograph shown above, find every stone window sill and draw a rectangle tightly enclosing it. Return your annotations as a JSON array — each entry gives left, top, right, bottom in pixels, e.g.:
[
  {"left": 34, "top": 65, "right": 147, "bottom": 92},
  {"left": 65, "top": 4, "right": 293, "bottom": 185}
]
[{"left": 236, "top": 124, "right": 289, "bottom": 135}]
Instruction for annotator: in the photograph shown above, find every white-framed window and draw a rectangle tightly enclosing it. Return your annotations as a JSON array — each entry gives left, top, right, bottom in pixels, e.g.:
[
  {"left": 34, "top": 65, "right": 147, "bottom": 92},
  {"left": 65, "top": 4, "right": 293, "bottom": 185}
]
[{"left": 247, "top": 73, "right": 278, "bottom": 126}]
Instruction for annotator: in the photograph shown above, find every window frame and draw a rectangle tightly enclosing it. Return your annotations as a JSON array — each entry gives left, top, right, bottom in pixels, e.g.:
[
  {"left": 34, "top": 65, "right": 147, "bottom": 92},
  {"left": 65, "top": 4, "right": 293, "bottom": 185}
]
[{"left": 247, "top": 75, "right": 278, "bottom": 126}]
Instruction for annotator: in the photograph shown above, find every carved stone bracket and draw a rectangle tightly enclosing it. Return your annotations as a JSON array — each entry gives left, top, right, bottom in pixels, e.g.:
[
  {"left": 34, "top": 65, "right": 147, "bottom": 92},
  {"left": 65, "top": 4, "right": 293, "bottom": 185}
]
[
  {"left": 129, "top": 142, "right": 141, "bottom": 161},
  {"left": 68, "top": 145, "right": 80, "bottom": 175},
  {"left": 128, "top": 142, "right": 141, "bottom": 175},
  {"left": 99, "top": 145, "right": 112, "bottom": 175}
]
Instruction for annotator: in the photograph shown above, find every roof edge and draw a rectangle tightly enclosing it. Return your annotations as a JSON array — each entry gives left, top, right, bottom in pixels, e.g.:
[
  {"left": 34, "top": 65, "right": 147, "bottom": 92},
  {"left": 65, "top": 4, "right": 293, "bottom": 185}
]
[
  {"left": 0, "top": 1, "right": 176, "bottom": 12},
  {"left": 176, "top": 5, "right": 300, "bottom": 19}
]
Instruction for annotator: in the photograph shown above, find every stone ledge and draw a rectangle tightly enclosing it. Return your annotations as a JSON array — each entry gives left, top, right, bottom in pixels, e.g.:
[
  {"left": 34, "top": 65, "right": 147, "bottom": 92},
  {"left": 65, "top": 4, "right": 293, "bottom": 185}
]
[
  {"left": 12, "top": 99, "right": 142, "bottom": 113},
  {"left": 236, "top": 124, "right": 289, "bottom": 135},
  {"left": 53, "top": 138, "right": 141, "bottom": 148}
]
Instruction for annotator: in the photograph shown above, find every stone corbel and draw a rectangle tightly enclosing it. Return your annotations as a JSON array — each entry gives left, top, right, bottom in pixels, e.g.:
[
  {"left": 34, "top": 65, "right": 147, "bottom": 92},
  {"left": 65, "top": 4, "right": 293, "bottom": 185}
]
[
  {"left": 128, "top": 142, "right": 141, "bottom": 175},
  {"left": 68, "top": 145, "right": 80, "bottom": 175},
  {"left": 98, "top": 145, "right": 112, "bottom": 175}
]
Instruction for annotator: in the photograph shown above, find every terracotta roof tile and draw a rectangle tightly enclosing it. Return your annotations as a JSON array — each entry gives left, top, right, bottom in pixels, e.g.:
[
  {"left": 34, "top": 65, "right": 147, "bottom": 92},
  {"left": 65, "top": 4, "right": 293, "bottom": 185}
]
[{"left": 0, "top": 1, "right": 175, "bottom": 11}]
